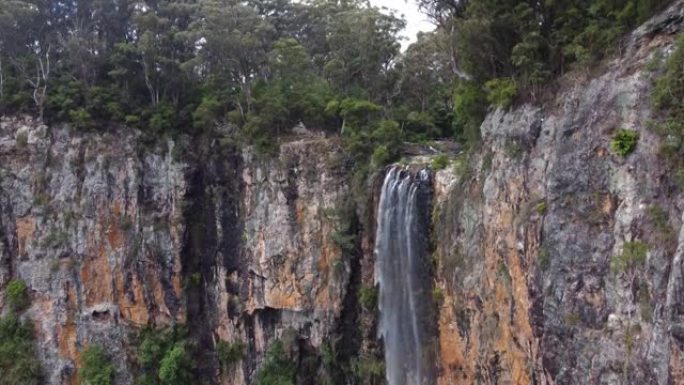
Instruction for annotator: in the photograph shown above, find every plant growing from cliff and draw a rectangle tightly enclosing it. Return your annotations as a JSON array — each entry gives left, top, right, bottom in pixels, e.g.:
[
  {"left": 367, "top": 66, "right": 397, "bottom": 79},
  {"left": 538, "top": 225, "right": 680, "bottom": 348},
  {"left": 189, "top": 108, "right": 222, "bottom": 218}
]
[
  {"left": 256, "top": 340, "right": 296, "bottom": 385},
  {"left": 5, "top": 279, "right": 29, "bottom": 312},
  {"left": 135, "top": 326, "right": 192, "bottom": 385},
  {"left": 639, "top": 285, "right": 653, "bottom": 323},
  {"left": 652, "top": 35, "right": 684, "bottom": 112},
  {"left": 611, "top": 241, "right": 648, "bottom": 274},
  {"left": 610, "top": 129, "right": 639, "bottom": 157},
  {"left": 188, "top": 272, "right": 202, "bottom": 288},
  {"left": 0, "top": 314, "right": 42, "bottom": 385},
  {"left": 217, "top": 341, "right": 244, "bottom": 369},
  {"left": 432, "top": 286, "right": 445, "bottom": 307},
  {"left": 358, "top": 285, "right": 378, "bottom": 312},
  {"left": 42, "top": 228, "right": 68, "bottom": 249},
  {"left": 351, "top": 354, "right": 384, "bottom": 385},
  {"left": 431, "top": 154, "right": 449, "bottom": 171},
  {"left": 79, "top": 345, "right": 115, "bottom": 385},
  {"left": 497, "top": 260, "right": 511, "bottom": 284},
  {"left": 370, "top": 145, "right": 392, "bottom": 168},
  {"left": 538, "top": 247, "right": 551, "bottom": 271},
  {"left": 328, "top": 198, "right": 359, "bottom": 259},
  {"left": 158, "top": 343, "right": 194, "bottom": 385},
  {"left": 647, "top": 204, "right": 677, "bottom": 247},
  {"left": 651, "top": 35, "right": 684, "bottom": 190},
  {"left": 453, "top": 81, "right": 487, "bottom": 145},
  {"left": 485, "top": 78, "right": 517, "bottom": 108},
  {"left": 535, "top": 201, "right": 547, "bottom": 215},
  {"left": 504, "top": 139, "right": 524, "bottom": 159}
]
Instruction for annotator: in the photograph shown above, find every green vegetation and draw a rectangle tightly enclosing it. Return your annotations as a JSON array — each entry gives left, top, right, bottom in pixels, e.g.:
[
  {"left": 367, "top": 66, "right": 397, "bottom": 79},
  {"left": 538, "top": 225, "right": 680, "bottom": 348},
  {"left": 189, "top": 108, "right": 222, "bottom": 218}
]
[
  {"left": 0, "top": 314, "right": 42, "bottom": 385},
  {"left": 0, "top": 0, "right": 669, "bottom": 165},
  {"left": 431, "top": 154, "right": 450, "bottom": 170},
  {"left": 485, "top": 78, "right": 517, "bottom": 108},
  {"left": 135, "top": 327, "right": 194, "bottom": 385},
  {"left": 639, "top": 286, "right": 652, "bottom": 322},
  {"left": 421, "top": 0, "right": 670, "bottom": 109},
  {"left": 497, "top": 260, "right": 511, "bottom": 284},
  {"left": 158, "top": 343, "right": 193, "bottom": 385},
  {"left": 79, "top": 345, "right": 115, "bottom": 385},
  {"left": 358, "top": 285, "right": 378, "bottom": 312},
  {"left": 610, "top": 129, "right": 639, "bottom": 156},
  {"left": 42, "top": 228, "right": 69, "bottom": 248},
  {"left": 328, "top": 199, "right": 359, "bottom": 256},
  {"left": 256, "top": 340, "right": 296, "bottom": 385},
  {"left": 216, "top": 341, "right": 244, "bottom": 369},
  {"left": 5, "top": 279, "right": 29, "bottom": 312},
  {"left": 647, "top": 204, "right": 676, "bottom": 245},
  {"left": 651, "top": 34, "right": 684, "bottom": 189},
  {"left": 535, "top": 201, "right": 547, "bottom": 215},
  {"left": 504, "top": 139, "right": 524, "bottom": 159},
  {"left": 351, "top": 354, "right": 385, "bottom": 385},
  {"left": 432, "top": 286, "right": 445, "bottom": 306},
  {"left": 611, "top": 241, "right": 648, "bottom": 273},
  {"left": 538, "top": 247, "right": 551, "bottom": 271}
]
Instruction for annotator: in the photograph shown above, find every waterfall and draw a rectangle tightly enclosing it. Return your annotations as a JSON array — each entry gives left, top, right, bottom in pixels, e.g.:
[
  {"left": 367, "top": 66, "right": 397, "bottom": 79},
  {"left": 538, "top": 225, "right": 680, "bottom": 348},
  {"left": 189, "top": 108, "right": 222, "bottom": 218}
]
[{"left": 375, "top": 166, "right": 435, "bottom": 385}]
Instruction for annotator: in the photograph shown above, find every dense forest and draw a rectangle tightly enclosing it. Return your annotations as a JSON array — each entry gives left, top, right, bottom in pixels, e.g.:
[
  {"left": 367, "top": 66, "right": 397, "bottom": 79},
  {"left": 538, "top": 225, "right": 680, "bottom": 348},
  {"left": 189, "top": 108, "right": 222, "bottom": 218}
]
[{"left": 0, "top": 0, "right": 672, "bottom": 159}]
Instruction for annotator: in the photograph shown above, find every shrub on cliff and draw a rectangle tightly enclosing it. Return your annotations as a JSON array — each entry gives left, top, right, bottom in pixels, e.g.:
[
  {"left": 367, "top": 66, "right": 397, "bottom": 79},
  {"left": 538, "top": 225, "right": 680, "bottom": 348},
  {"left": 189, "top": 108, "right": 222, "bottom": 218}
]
[
  {"left": 135, "top": 326, "right": 194, "bottom": 385},
  {"left": 651, "top": 34, "right": 684, "bottom": 189},
  {"left": 431, "top": 154, "right": 449, "bottom": 171},
  {"left": 217, "top": 341, "right": 244, "bottom": 369},
  {"left": 6, "top": 279, "right": 30, "bottom": 312},
  {"left": 256, "top": 340, "right": 296, "bottom": 385},
  {"left": 610, "top": 129, "right": 639, "bottom": 156},
  {"left": 358, "top": 285, "right": 378, "bottom": 311},
  {"left": 0, "top": 314, "right": 42, "bottom": 385},
  {"left": 485, "top": 78, "right": 517, "bottom": 108},
  {"left": 158, "top": 343, "right": 194, "bottom": 385},
  {"left": 79, "top": 345, "right": 115, "bottom": 385},
  {"left": 611, "top": 241, "right": 648, "bottom": 273}
]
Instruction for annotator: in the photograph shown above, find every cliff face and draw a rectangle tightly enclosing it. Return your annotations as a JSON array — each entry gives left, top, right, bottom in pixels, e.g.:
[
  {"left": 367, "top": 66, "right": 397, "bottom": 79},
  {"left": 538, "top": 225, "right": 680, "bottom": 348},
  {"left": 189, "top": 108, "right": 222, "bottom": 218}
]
[
  {"left": 0, "top": 121, "right": 187, "bottom": 384},
  {"left": 1, "top": 3, "right": 684, "bottom": 385},
  {"left": 0, "top": 121, "right": 354, "bottom": 384},
  {"left": 432, "top": 3, "right": 684, "bottom": 384}
]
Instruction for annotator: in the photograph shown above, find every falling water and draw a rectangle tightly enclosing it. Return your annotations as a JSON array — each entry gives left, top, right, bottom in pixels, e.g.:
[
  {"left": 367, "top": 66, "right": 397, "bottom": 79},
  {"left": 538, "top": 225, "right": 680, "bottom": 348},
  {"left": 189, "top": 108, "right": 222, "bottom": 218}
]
[{"left": 375, "top": 166, "right": 435, "bottom": 385}]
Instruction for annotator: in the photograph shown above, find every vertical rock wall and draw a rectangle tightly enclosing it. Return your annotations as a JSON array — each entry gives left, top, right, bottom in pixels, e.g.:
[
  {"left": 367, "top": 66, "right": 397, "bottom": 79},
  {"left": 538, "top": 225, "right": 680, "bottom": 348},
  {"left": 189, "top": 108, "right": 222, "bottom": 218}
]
[{"left": 432, "top": 4, "right": 684, "bottom": 384}]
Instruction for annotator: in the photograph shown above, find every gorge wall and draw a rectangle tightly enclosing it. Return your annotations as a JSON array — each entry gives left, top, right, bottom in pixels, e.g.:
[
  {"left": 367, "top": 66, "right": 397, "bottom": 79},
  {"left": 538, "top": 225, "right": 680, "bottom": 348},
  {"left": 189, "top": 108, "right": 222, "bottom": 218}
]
[{"left": 1, "top": 2, "right": 684, "bottom": 385}]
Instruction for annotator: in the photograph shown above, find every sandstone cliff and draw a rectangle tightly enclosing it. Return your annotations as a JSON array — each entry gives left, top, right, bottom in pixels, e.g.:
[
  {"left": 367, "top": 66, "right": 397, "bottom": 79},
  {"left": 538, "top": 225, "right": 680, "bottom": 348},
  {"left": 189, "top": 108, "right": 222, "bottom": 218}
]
[{"left": 0, "top": 2, "right": 683, "bottom": 385}]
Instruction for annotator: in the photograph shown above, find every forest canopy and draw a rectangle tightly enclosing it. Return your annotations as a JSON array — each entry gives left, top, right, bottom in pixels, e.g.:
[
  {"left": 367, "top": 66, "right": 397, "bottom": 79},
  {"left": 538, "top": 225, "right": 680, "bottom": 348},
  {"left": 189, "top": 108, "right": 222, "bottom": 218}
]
[{"left": 0, "top": 0, "right": 673, "bottom": 154}]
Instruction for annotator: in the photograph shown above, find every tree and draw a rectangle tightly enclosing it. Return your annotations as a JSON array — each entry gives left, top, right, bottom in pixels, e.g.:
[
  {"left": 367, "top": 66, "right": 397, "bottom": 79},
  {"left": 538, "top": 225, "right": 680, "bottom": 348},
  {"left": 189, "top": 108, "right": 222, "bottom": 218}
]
[
  {"left": 79, "top": 345, "right": 115, "bottom": 385},
  {"left": 194, "top": 0, "right": 275, "bottom": 117},
  {"left": 158, "top": 343, "right": 193, "bottom": 385}
]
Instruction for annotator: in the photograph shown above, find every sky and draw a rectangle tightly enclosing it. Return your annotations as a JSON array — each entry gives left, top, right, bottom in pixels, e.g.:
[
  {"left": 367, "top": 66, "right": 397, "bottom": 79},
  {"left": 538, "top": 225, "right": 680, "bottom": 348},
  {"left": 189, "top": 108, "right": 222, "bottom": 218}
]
[{"left": 369, "top": 0, "right": 435, "bottom": 49}]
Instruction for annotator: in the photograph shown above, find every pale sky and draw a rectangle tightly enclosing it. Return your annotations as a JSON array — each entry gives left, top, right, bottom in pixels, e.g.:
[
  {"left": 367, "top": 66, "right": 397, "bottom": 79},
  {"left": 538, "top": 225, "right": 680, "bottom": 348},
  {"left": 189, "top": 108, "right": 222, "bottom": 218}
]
[{"left": 369, "top": 0, "right": 435, "bottom": 49}]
